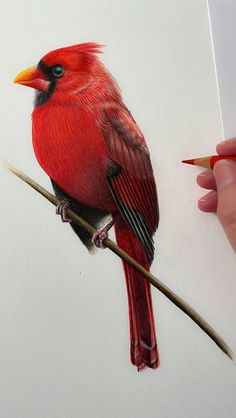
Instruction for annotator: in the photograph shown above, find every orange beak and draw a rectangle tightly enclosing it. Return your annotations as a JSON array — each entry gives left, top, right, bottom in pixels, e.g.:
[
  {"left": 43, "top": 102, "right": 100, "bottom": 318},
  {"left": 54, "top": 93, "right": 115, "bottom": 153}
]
[{"left": 14, "top": 65, "right": 49, "bottom": 92}]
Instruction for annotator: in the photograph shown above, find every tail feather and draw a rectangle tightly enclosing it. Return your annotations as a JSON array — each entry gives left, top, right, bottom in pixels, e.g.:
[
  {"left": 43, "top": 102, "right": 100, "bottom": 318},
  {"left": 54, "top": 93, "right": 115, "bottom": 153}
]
[{"left": 115, "top": 220, "right": 159, "bottom": 370}]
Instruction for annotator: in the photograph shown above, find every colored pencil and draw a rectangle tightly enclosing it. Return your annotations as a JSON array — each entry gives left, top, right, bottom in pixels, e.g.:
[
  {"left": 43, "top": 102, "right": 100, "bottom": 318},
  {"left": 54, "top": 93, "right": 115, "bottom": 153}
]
[{"left": 182, "top": 155, "right": 236, "bottom": 169}]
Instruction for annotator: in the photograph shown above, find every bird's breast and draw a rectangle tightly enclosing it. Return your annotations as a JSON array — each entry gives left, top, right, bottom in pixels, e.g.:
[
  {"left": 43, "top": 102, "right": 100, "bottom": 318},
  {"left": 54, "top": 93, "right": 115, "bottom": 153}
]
[{"left": 32, "top": 104, "right": 115, "bottom": 211}]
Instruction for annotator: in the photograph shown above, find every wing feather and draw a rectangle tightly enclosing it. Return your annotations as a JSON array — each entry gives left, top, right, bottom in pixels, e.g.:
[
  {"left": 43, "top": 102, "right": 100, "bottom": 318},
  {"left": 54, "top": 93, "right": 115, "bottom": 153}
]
[{"left": 101, "top": 104, "right": 159, "bottom": 262}]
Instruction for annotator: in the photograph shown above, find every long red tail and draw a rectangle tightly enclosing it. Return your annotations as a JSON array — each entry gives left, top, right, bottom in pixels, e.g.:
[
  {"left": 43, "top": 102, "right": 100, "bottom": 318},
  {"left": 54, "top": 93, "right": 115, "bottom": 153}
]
[{"left": 115, "top": 219, "right": 159, "bottom": 370}]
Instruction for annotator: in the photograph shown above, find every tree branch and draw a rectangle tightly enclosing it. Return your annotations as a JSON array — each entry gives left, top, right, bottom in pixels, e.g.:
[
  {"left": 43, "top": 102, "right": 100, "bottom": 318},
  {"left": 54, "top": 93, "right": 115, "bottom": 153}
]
[{"left": 3, "top": 160, "right": 235, "bottom": 363}]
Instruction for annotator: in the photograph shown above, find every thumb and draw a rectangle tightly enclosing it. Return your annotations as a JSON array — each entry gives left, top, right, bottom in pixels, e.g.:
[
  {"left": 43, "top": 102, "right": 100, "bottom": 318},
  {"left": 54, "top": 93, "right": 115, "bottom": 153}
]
[{"left": 214, "top": 160, "right": 236, "bottom": 251}]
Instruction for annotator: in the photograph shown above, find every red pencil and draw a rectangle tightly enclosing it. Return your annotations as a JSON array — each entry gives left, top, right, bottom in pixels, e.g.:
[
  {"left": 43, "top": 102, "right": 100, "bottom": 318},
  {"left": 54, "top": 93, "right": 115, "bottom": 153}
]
[{"left": 182, "top": 155, "right": 236, "bottom": 169}]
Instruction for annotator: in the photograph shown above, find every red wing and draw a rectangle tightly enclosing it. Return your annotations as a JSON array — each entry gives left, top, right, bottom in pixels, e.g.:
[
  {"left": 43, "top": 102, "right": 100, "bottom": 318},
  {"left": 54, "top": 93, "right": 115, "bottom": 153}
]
[{"left": 101, "top": 104, "right": 159, "bottom": 263}]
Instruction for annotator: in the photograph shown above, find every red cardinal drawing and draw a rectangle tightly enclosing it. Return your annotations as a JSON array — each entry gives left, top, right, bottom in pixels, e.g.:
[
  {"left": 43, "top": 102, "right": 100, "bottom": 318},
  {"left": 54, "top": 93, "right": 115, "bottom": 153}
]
[{"left": 14, "top": 43, "right": 159, "bottom": 370}]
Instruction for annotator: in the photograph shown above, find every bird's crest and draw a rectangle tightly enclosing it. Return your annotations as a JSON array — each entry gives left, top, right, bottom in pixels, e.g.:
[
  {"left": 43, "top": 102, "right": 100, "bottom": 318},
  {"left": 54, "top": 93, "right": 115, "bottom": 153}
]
[
  {"left": 52, "top": 43, "right": 104, "bottom": 56},
  {"left": 40, "top": 43, "right": 105, "bottom": 70}
]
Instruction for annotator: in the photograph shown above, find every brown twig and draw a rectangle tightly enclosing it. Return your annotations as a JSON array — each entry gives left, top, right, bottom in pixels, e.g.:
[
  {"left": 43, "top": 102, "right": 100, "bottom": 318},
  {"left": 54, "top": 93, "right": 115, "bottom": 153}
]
[{"left": 3, "top": 160, "right": 235, "bottom": 363}]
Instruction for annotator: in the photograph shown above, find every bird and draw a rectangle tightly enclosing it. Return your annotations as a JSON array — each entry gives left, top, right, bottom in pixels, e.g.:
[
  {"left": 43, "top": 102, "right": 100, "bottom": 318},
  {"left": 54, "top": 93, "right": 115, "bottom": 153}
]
[{"left": 14, "top": 43, "right": 159, "bottom": 370}]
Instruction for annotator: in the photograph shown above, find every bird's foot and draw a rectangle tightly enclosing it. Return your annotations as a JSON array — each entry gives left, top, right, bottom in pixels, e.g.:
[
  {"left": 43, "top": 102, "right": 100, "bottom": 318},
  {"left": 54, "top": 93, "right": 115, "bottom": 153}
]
[
  {"left": 92, "top": 228, "right": 109, "bottom": 249},
  {"left": 92, "top": 215, "right": 119, "bottom": 249},
  {"left": 56, "top": 200, "right": 72, "bottom": 223}
]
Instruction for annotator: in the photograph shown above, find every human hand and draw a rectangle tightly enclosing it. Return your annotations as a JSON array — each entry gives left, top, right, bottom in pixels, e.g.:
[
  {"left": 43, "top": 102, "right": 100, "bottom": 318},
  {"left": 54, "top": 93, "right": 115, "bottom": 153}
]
[{"left": 197, "top": 138, "right": 236, "bottom": 251}]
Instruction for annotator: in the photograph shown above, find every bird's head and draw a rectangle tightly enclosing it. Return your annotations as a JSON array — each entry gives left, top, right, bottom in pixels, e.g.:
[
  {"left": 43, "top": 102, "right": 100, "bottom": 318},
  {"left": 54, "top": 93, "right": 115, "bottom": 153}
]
[{"left": 14, "top": 43, "right": 119, "bottom": 106}]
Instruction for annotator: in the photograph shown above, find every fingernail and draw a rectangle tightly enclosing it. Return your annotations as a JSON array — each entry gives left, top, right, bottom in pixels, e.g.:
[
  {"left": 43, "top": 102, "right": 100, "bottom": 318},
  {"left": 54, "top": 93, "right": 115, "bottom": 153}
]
[
  {"left": 197, "top": 170, "right": 211, "bottom": 179},
  {"left": 219, "top": 140, "right": 227, "bottom": 145},
  {"left": 197, "top": 172, "right": 209, "bottom": 177},
  {"left": 219, "top": 137, "right": 236, "bottom": 145},
  {"left": 214, "top": 160, "right": 236, "bottom": 190}
]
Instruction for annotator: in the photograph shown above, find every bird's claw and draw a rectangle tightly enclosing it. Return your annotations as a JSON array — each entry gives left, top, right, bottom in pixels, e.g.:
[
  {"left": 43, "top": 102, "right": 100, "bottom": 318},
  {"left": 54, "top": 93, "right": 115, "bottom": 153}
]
[
  {"left": 56, "top": 200, "right": 72, "bottom": 223},
  {"left": 92, "top": 229, "right": 109, "bottom": 249}
]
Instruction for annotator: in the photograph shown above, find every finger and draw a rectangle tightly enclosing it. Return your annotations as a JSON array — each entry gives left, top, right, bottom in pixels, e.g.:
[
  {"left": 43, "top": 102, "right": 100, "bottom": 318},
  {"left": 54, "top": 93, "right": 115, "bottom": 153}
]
[
  {"left": 216, "top": 137, "right": 236, "bottom": 155},
  {"left": 197, "top": 170, "right": 216, "bottom": 190},
  {"left": 213, "top": 160, "right": 236, "bottom": 251},
  {"left": 198, "top": 190, "right": 217, "bottom": 212}
]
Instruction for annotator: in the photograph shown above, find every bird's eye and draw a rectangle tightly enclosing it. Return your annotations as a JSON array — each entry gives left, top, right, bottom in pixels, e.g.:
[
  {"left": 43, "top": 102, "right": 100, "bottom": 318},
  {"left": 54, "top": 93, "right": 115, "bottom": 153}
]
[{"left": 51, "top": 65, "right": 65, "bottom": 78}]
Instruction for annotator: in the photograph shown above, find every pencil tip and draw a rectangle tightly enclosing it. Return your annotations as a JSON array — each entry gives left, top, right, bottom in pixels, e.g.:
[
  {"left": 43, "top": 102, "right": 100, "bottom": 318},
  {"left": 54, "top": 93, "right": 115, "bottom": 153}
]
[{"left": 182, "top": 158, "right": 195, "bottom": 165}]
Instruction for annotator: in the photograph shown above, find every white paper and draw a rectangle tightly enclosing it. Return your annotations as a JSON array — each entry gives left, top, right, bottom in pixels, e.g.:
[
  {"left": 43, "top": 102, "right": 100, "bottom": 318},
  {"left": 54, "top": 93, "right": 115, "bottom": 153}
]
[
  {"left": 208, "top": 0, "right": 236, "bottom": 138},
  {"left": 0, "top": 1, "right": 236, "bottom": 418}
]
